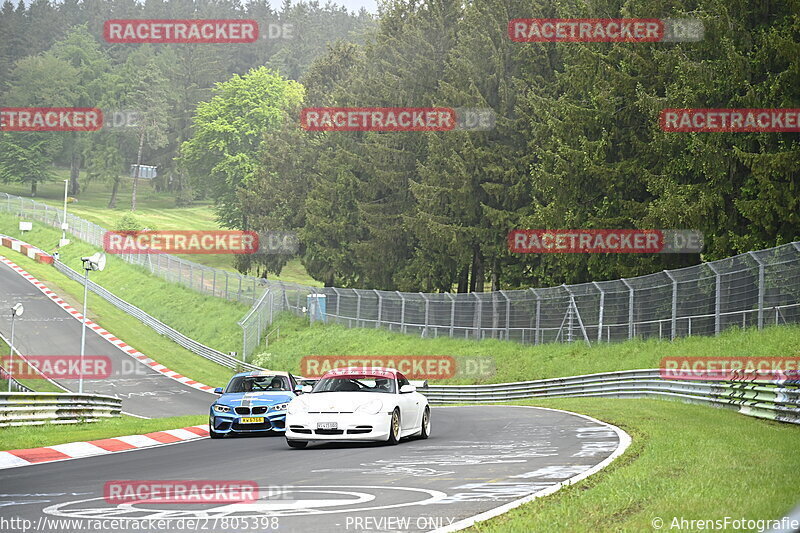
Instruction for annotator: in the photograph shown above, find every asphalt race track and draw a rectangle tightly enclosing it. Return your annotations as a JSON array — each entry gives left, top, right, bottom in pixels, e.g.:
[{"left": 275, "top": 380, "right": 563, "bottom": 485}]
[
  {"left": 0, "top": 406, "right": 626, "bottom": 533},
  {"left": 0, "top": 259, "right": 216, "bottom": 417}
]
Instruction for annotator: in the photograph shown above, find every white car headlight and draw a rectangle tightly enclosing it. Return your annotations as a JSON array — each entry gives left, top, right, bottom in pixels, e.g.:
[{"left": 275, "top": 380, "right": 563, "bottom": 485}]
[
  {"left": 287, "top": 400, "right": 308, "bottom": 415},
  {"left": 355, "top": 399, "right": 383, "bottom": 415},
  {"left": 271, "top": 403, "right": 289, "bottom": 412},
  {"left": 213, "top": 404, "right": 230, "bottom": 413}
]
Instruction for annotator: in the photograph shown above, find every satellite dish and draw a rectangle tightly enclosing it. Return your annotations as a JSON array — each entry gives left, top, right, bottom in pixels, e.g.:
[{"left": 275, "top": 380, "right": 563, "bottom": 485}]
[
  {"left": 12, "top": 303, "right": 23, "bottom": 317},
  {"left": 82, "top": 252, "right": 107, "bottom": 271}
]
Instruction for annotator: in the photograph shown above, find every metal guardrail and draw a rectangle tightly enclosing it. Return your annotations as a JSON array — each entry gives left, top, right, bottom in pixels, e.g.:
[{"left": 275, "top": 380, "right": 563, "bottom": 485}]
[
  {"left": 424, "top": 369, "right": 800, "bottom": 425},
  {"left": 52, "top": 260, "right": 262, "bottom": 372},
  {"left": 0, "top": 392, "right": 122, "bottom": 427},
  {"left": 0, "top": 331, "right": 68, "bottom": 393}
]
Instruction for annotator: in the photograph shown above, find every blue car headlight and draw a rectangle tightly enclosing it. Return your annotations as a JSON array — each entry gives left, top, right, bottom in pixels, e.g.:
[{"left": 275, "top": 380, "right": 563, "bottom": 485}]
[
  {"left": 271, "top": 403, "right": 289, "bottom": 412},
  {"left": 213, "top": 404, "right": 231, "bottom": 413}
]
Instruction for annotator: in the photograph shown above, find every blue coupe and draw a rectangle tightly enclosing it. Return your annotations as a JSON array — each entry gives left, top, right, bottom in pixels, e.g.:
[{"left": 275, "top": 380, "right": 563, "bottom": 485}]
[{"left": 209, "top": 371, "right": 303, "bottom": 438}]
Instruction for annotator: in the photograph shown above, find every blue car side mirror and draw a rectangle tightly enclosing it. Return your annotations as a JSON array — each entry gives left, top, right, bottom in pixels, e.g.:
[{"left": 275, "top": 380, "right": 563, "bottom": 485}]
[
  {"left": 213, "top": 387, "right": 224, "bottom": 394},
  {"left": 294, "top": 385, "right": 304, "bottom": 395}
]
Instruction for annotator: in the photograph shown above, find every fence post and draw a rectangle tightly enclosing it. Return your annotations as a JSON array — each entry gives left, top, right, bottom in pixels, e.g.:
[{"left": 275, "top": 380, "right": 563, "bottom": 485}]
[
  {"left": 663, "top": 270, "right": 678, "bottom": 340},
  {"left": 332, "top": 287, "right": 341, "bottom": 322},
  {"left": 473, "top": 293, "right": 482, "bottom": 340},
  {"left": 592, "top": 282, "right": 604, "bottom": 343},
  {"left": 397, "top": 291, "right": 406, "bottom": 333},
  {"left": 355, "top": 290, "right": 362, "bottom": 328},
  {"left": 706, "top": 263, "right": 722, "bottom": 335},
  {"left": 748, "top": 252, "right": 765, "bottom": 330},
  {"left": 447, "top": 293, "right": 455, "bottom": 338},
  {"left": 499, "top": 290, "right": 510, "bottom": 340},
  {"left": 530, "top": 288, "right": 540, "bottom": 345},
  {"left": 621, "top": 278, "right": 634, "bottom": 339},
  {"left": 420, "top": 292, "right": 429, "bottom": 337},
  {"left": 375, "top": 290, "right": 382, "bottom": 328}
]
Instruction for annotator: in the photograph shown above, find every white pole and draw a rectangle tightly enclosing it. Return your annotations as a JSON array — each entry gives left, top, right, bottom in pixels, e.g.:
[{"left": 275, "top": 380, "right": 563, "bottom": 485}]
[
  {"left": 7, "top": 314, "right": 14, "bottom": 392},
  {"left": 79, "top": 268, "right": 89, "bottom": 394},
  {"left": 62, "top": 179, "right": 68, "bottom": 242}
]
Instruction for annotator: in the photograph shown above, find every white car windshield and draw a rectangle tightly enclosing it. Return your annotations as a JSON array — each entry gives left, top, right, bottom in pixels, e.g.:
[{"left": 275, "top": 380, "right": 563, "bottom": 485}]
[
  {"left": 226, "top": 375, "right": 290, "bottom": 393},
  {"left": 312, "top": 376, "right": 397, "bottom": 394}
]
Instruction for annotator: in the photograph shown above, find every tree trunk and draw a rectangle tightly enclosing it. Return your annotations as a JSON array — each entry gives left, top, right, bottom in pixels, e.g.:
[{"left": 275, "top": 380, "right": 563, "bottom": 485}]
[
  {"left": 31, "top": 181, "right": 37, "bottom": 196},
  {"left": 457, "top": 266, "right": 469, "bottom": 293},
  {"left": 108, "top": 178, "right": 119, "bottom": 208},
  {"left": 491, "top": 258, "right": 500, "bottom": 291},
  {"left": 69, "top": 151, "right": 80, "bottom": 196},
  {"left": 131, "top": 127, "right": 145, "bottom": 212},
  {"left": 470, "top": 246, "right": 484, "bottom": 293}
]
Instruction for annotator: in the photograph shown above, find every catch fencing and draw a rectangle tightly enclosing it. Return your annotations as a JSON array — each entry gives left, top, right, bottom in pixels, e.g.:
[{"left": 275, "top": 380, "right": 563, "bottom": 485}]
[
  {"left": 423, "top": 369, "right": 800, "bottom": 425},
  {"left": 2, "top": 193, "right": 799, "bottom": 360},
  {"left": 53, "top": 261, "right": 261, "bottom": 371},
  {"left": 0, "top": 392, "right": 122, "bottom": 427}
]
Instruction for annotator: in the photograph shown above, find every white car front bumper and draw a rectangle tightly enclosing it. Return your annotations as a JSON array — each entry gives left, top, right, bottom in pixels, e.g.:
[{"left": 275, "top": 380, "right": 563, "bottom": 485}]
[{"left": 285, "top": 411, "right": 393, "bottom": 441}]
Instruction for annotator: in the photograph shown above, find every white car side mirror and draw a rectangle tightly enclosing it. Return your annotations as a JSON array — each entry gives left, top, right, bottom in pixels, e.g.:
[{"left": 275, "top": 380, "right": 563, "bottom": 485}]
[
  {"left": 302, "top": 385, "right": 313, "bottom": 393},
  {"left": 399, "top": 384, "right": 416, "bottom": 394}
]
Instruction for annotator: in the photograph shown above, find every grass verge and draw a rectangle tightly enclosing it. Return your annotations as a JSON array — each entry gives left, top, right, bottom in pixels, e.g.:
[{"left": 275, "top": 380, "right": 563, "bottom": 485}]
[
  {"left": 0, "top": 415, "right": 207, "bottom": 452},
  {"left": 464, "top": 398, "right": 800, "bottom": 532},
  {"left": 1, "top": 180, "right": 320, "bottom": 285},
  {"left": 0, "top": 212, "right": 250, "bottom": 355},
  {"left": 0, "top": 244, "right": 235, "bottom": 389},
  {"left": 257, "top": 313, "right": 800, "bottom": 384}
]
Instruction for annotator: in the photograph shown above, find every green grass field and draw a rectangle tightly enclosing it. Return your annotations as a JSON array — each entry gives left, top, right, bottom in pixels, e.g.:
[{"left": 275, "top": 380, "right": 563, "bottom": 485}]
[
  {"left": 0, "top": 178, "right": 320, "bottom": 285},
  {"left": 255, "top": 313, "right": 800, "bottom": 384},
  {"left": 466, "top": 398, "right": 800, "bottom": 532},
  {"left": 0, "top": 212, "right": 252, "bottom": 354},
  {"left": 0, "top": 235, "right": 237, "bottom": 388},
  {"left": 0, "top": 415, "right": 207, "bottom": 451}
]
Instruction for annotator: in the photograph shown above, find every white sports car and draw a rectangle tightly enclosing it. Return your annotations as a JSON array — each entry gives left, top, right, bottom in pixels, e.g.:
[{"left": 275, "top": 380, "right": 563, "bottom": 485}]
[{"left": 284, "top": 367, "right": 430, "bottom": 448}]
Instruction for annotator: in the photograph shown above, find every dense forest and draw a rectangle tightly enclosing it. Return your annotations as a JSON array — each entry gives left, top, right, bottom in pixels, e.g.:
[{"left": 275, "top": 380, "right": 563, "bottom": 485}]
[
  {"left": 0, "top": 0, "right": 374, "bottom": 202},
  {"left": 1, "top": 0, "right": 798, "bottom": 292}
]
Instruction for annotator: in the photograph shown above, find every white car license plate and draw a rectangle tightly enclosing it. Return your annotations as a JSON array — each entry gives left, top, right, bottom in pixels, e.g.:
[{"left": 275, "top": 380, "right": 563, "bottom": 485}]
[{"left": 317, "top": 422, "right": 338, "bottom": 430}]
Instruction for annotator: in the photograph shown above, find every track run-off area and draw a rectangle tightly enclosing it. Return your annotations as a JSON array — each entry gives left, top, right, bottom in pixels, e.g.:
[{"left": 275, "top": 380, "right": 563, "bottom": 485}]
[{"left": 0, "top": 251, "right": 630, "bottom": 532}]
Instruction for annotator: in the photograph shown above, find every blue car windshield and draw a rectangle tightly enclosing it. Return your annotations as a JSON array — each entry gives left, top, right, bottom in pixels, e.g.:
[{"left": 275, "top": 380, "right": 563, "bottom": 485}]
[
  {"left": 226, "top": 375, "right": 290, "bottom": 393},
  {"left": 312, "top": 377, "right": 396, "bottom": 394}
]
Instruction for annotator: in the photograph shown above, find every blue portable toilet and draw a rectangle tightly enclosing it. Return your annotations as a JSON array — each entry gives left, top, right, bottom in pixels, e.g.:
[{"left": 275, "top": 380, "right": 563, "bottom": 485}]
[{"left": 307, "top": 293, "right": 327, "bottom": 323}]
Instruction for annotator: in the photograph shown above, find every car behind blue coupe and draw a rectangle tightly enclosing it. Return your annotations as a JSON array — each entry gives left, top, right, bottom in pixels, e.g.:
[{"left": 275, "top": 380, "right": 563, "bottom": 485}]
[{"left": 209, "top": 371, "right": 303, "bottom": 438}]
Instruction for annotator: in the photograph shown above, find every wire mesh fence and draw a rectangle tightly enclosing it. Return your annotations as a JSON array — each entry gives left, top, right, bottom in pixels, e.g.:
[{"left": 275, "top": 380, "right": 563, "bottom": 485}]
[{"left": 2, "top": 192, "right": 798, "bottom": 361}]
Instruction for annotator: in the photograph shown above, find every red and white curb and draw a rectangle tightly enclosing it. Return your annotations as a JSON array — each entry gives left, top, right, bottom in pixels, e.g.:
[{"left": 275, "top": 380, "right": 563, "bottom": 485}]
[
  {"left": 0, "top": 424, "right": 210, "bottom": 470},
  {"left": 0, "top": 233, "right": 54, "bottom": 264},
  {"left": 0, "top": 255, "right": 216, "bottom": 394}
]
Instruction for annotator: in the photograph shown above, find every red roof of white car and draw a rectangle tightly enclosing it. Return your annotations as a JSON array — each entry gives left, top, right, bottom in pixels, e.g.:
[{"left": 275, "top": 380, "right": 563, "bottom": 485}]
[{"left": 322, "top": 366, "right": 399, "bottom": 379}]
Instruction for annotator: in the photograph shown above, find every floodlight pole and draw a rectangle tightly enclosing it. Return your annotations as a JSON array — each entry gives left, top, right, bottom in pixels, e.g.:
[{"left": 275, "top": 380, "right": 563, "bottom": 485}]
[
  {"left": 8, "top": 312, "right": 16, "bottom": 392},
  {"left": 62, "top": 179, "right": 69, "bottom": 243},
  {"left": 79, "top": 266, "right": 89, "bottom": 394},
  {"left": 7, "top": 304, "right": 23, "bottom": 392}
]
